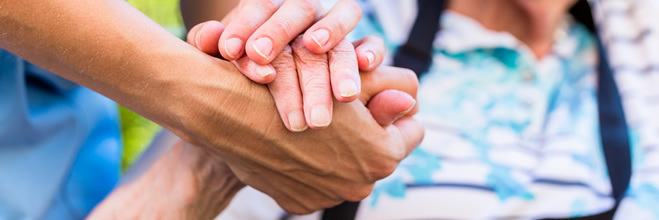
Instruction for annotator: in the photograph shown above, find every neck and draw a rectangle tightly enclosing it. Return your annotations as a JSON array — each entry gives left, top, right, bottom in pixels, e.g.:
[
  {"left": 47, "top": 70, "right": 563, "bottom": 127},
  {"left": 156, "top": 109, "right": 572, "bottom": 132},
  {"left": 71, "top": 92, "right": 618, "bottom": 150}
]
[{"left": 448, "top": 0, "right": 575, "bottom": 58}]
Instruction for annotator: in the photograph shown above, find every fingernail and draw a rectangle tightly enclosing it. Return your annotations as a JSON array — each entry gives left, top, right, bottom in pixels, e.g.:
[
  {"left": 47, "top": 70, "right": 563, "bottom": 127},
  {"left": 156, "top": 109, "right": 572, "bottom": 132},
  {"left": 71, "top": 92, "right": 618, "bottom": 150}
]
[
  {"left": 397, "top": 100, "right": 417, "bottom": 118},
  {"left": 253, "top": 37, "right": 273, "bottom": 58},
  {"left": 310, "top": 105, "right": 331, "bottom": 127},
  {"left": 310, "top": 29, "right": 330, "bottom": 48},
  {"left": 225, "top": 38, "right": 244, "bottom": 59},
  {"left": 365, "top": 51, "right": 375, "bottom": 67},
  {"left": 195, "top": 23, "right": 206, "bottom": 50},
  {"left": 288, "top": 110, "right": 308, "bottom": 132},
  {"left": 255, "top": 64, "right": 274, "bottom": 78},
  {"left": 339, "top": 80, "right": 358, "bottom": 98}
]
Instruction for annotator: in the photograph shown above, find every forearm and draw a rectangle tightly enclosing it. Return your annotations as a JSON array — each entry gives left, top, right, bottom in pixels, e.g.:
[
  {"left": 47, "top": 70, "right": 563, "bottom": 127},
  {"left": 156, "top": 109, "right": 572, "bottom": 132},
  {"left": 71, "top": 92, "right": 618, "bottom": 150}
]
[
  {"left": 0, "top": 0, "right": 235, "bottom": 135},
  {"left": 180, "top": 0, "right": 240, "bottom": 29},
  {"left": 88, "top": 142, "right": 244, "bottom": 219}
]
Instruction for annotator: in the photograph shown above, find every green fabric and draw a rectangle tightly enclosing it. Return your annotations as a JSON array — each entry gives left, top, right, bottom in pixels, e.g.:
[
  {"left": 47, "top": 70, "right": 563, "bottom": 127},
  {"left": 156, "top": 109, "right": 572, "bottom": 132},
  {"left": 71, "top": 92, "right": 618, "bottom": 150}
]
[{"left": 120, "top": 0, "right": 185, "bottom": 172}]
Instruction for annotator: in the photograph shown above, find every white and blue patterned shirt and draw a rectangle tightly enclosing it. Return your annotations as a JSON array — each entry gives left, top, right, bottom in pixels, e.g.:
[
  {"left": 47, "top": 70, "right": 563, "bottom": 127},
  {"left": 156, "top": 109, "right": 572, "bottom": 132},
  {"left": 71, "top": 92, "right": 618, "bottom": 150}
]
[{"left": 345, "top": 1, "right": 659, "bottom": 219}]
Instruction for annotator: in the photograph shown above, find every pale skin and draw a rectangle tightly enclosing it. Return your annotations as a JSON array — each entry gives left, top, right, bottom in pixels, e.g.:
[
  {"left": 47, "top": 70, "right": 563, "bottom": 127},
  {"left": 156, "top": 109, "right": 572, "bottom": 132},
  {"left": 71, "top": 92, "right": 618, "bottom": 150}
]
[
  {"left": 449, "top": 0, "right": 579, "bottom": 58},
  {"left": 181, "top": 0, "right": 378, "bottom": 131},
  {"left": 0, "top": 0, "right": 423, "bottom": 218}
]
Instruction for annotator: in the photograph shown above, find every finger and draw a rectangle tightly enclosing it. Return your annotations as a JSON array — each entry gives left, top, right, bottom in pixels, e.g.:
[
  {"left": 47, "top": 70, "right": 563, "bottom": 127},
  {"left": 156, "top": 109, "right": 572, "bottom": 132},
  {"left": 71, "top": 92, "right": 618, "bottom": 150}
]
[
  {"left": 186, "top": 21, "right": 276, "bottom": 84},
  {"left": 367, "top": 90, "right": 417, "bottom": 126},
  {"left": 268, "top": 45, "right": 307, "bottom": 132},
  {"left": 291, "top": 37, "right": 333, "bottom": 129},
  {"left": 352, "top": 35, "right": 385, "bottom": 71},
  {"left": 217, "top": 0, "right": 285, "bottom": 60},
  {"left": 186, "top": 20, "right": 225, "bottom": 55},
  {"left": 303, "top": 0, "right": 362, "bottom": 54},
  {"left": 388, "top": 118, "right": 425, "bottom": 160},
  {"left": 359, "top": 66, "right": 419, "bottom": 104},
  {"left": 231, "top": 57, "right": 277, "bottom": 84},
  {"left": 219, "top": 7, "right": 239, "bottom": 25},
  {"left": 245, "top": 0, "right": 322, "bottom": 65},
  {"left": 328, "top": 39, "right": 360, "bottom": 103}
]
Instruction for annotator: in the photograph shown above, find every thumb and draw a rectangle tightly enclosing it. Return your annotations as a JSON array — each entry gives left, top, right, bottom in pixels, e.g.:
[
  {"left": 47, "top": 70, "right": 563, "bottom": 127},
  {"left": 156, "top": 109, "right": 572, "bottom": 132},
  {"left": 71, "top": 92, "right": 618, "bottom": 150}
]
[
  {"left": 359, "top": 66, "right": 418, "bottom": 105},
  {"left": 367, "top": 90, "right": 418, "bottom": 126}
]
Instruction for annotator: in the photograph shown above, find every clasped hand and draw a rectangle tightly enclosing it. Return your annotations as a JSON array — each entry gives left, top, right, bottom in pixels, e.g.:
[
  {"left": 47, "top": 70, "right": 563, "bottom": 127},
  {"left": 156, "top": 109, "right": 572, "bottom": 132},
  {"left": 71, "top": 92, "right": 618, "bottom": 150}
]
[{"left": 148, "top": 0, "right": 425, "bottom": 216}]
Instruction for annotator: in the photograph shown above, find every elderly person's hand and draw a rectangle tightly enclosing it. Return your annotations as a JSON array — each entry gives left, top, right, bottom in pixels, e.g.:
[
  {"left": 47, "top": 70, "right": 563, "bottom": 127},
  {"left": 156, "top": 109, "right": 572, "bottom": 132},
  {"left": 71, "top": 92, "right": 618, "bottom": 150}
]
[
  {"left": 187, "top": 20, "right": 388, "bottom": 131},
  {"left": 88, "top": 141, "right": 243, "bottom": 219}
]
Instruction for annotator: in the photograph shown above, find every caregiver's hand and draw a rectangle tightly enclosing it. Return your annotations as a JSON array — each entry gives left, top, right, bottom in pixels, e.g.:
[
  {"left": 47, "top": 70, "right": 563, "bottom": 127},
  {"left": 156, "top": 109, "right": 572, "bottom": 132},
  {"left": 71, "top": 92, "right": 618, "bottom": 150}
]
[
  {"left": 188, "top": 20, "right": 385, "bottom": 131},
  {"left": 180, "top": 61, "right": 422, "bottom": 215}
]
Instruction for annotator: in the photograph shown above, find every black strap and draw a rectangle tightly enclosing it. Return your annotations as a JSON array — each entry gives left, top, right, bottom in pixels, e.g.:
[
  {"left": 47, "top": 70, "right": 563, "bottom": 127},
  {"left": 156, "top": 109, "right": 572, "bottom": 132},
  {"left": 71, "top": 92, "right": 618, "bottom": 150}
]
[
  {"left": 322, "top": 1, "right": 631, "bottom": 220},
  {"left": 321, "top": 201, "right": 360, "bottom": 220},
  {"left": 593, "top": 12, "right": 632, "bottom": 210},
  {"left": 392, "top": 0, "right": 446, "bottom": 77},
  {"left": 543, "top": 14, "right": 631, "bottom": 219}
]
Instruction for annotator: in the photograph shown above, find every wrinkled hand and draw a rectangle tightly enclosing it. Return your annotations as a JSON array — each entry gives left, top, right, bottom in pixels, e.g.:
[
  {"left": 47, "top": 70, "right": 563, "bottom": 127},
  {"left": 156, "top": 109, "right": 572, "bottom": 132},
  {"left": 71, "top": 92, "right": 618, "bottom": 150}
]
[
  {"left": 89, "top": 141, "right": 244, "bottom": 219},
  {"left": 171, "top": 52, "right": 422, "bottom": 213},
  {"left": 188, "top": 20, "right": 386, "bottom": 131}
]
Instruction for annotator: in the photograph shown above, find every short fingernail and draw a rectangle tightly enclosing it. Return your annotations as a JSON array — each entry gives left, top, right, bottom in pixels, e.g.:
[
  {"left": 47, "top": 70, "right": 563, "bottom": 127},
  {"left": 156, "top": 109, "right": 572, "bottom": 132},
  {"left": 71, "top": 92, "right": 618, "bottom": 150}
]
[
  {"left": 365, "top": 51, "right": 375, "bottom": 67},
  {"left": 195, "top": 23, "right": 206, "bottom": 50},
  {"left": 225, "top": 38, "right": 244, "bottom": 59},
  {"left": 339, "top": 80, "right": 358, "bottom": 98},
  {"left": 253, "top": 37, "right": 273, "bottom": 58},
  {"left": 288, "top": 110, "right": 308, "bottom": 132},
  {"left": 397, "top": 100, "right": 417, "bottom": 118},
  {"left": 310, "top": 29, "right": 330, "bottom": 48},
  {"left": 255, "top": 64, "right": 274, "bottom": 78},
  {"left": 310, "top": 105, "right": 331, "bottom": 127}
]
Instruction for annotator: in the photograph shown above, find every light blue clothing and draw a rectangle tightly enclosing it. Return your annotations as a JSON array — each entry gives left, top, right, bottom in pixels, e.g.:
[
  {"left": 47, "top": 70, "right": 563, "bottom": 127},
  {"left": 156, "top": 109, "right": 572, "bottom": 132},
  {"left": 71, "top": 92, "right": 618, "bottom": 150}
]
[{"left": 0, "top": 49, "right": 122, "bottom": 219}]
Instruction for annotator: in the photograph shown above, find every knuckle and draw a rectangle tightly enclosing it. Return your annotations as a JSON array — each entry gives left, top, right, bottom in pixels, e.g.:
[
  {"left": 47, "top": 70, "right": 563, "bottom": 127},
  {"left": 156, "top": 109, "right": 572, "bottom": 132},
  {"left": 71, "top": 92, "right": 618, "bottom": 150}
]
[
  {"left": 368, "top": 158, "right": 399, "bottom": 180},
  {"left": 330, "top": 40, "right": 355, "bottom": 54},
  {"left": 346, "top": 0, "right": 363, "bottom": 19},
  {"left": 281, "top": 45, "right": 293, "bottom": 55},
  {"left": 290, "top": 36, "right": 307, "bottom": 50},
  {"left": 274, "top": 83, "right": 302, "bottom": 99},
  {"left": 398, "top": 67, "right": 419, "bottom": 87},
  {"left": 271, "top": 46, "right": 294, "bottom": 66},
  {"left": 296, "top": 0, "right": 319, "bottom": 18},
  {"left": 295, "top": 51, "right": 328, "bottom": 65},
  {"left": 260, "top": 0, "right": 280, "bottom": 12},
  {"left": 364, "top": 35, "right": 385, "bottom": 48},
  {"left": 303, "top": 76, "right": 331, "bottom": 93},
  {"left": 270, "top": 19, "right": 293, "bottom": 38},
  {"left": 341, "top": 184, "right": 373, "bottom": 201},
  {"left": 333, "top": 20, "right": 351, "bottom": 36}
]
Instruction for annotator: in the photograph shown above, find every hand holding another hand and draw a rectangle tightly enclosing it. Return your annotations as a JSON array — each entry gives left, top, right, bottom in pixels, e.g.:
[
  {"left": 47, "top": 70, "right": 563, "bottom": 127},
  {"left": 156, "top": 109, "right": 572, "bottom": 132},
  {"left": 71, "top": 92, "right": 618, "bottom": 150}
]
[{"left": 176, "top": 1, "right": 424, "bottom": 214}]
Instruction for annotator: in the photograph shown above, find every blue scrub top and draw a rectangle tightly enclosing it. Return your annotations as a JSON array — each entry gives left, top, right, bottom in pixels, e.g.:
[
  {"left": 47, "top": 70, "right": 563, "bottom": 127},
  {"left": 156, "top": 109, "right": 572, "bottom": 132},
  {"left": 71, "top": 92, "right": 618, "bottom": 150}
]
[{"left": 0, "top": 49, "right": 122, "bottom": 219}]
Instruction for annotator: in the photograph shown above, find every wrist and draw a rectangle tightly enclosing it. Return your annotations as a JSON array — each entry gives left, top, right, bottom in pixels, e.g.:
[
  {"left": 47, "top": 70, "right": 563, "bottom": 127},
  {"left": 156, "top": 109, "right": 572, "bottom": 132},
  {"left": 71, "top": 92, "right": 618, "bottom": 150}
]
[{"left": 88, "top": 142, "right": 244, "bottom": 219}]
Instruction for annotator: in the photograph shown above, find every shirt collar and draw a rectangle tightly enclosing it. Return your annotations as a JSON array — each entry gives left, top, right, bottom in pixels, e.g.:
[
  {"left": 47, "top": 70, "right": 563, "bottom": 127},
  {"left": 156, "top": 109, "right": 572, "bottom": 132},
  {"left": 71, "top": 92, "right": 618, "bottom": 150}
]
[{"left": 436, "top": 11, "right": 582, "bottom": 60}]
